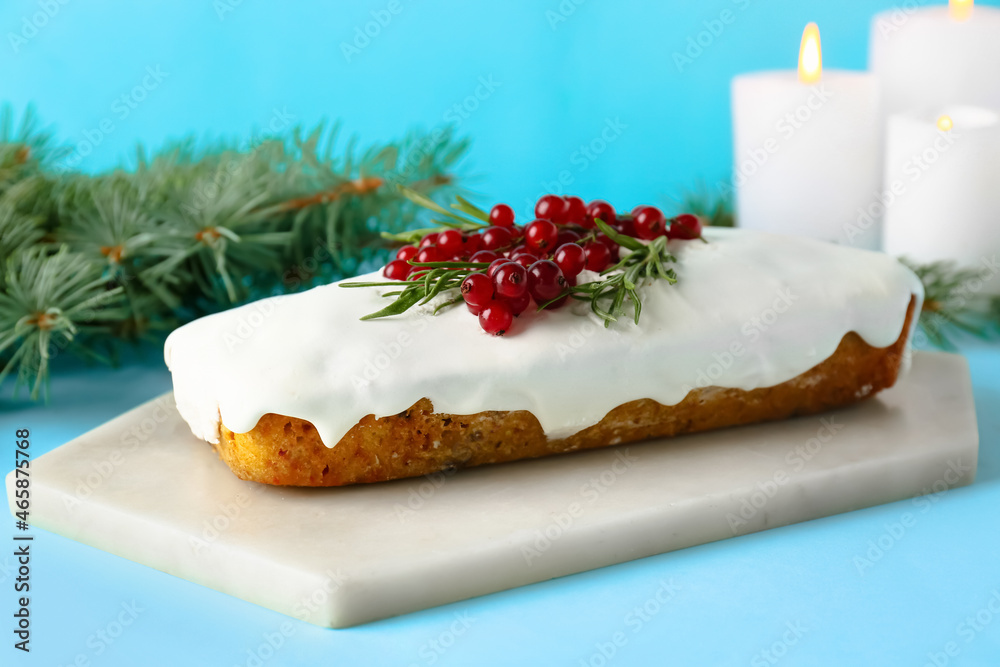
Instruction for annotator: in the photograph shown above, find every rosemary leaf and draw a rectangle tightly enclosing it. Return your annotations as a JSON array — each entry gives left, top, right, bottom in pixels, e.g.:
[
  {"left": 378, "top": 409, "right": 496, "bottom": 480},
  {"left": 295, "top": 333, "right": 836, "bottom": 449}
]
[
  {"left": 395, "top": 184, "right": 479, "bottom": 227},
  {"left": 451, "top": 195, "right": 491, "bottom": 223},
  {"left": 360, "top": 290, "right": 425, "bottom": 321}
]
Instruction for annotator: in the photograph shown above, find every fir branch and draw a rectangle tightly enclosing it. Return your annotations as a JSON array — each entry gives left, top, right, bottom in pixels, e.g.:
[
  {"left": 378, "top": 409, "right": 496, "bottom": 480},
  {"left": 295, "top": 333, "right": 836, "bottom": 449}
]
[
  {"left": 267, "top": 176, "right": 385, "bottom": 213},
  {"left": 145, "top": 162, "right": 292, "bottom": 305},
  {"left": 675, "top": 182, "right": 734, "bottom": 228},
  {"left": 0, "top": 106, "right": 51, "bottom": 195},
  {"left": 55, "top": 177, "right": 160, "bottom": 274},
  {"left": 0, "top": 106, "right": 468, "bottom": 399},
  {"left": 0, "top": 247, "right": 129, "bottom": 400},
  {"left": 900, "top": 258, "right": 1000, "bottom": 349},
  {"left": 0, "top": 202, "right": 43, "bottom": 271}
]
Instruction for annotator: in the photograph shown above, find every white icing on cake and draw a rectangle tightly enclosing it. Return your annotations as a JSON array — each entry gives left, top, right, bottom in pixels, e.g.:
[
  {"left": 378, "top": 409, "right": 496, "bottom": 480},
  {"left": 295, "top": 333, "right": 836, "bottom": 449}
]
[{"left": 164, "top": 228, "right": 923, "bottom": 447}]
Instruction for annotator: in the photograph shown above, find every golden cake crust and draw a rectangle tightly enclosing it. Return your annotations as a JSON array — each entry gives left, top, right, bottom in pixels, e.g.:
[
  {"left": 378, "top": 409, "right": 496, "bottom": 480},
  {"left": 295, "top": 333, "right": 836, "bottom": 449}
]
[{"left": 215, "top": 298, "right": 917, "bottom": 487}]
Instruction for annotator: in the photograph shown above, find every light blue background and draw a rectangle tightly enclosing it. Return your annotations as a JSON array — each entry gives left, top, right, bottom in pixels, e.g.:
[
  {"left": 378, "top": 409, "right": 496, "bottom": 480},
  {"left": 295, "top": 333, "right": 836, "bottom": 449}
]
[
  {"left": 5, "top": 0, "right": 999, "bottom": 216},
  {"left": 3, "top": 1, "right": 1000, "bottom": 665}
]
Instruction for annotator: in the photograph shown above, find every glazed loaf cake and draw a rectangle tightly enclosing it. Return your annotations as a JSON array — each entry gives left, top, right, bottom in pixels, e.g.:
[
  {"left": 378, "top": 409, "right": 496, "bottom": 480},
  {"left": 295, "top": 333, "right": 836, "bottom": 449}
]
[{"left": 165, "top": 228, "right": 924, "bottom": 486}]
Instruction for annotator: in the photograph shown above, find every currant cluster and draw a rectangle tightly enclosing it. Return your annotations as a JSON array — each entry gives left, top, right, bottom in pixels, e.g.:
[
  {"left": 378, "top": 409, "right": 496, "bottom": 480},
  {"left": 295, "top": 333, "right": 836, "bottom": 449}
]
[{"left": 382, "top": 194, "right": 703, "bottom": 336}]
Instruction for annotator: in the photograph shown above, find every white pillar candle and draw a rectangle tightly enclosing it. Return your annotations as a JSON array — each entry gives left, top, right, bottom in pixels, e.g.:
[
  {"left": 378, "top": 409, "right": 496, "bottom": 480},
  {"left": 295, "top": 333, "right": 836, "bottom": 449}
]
[
  {"left": 883, "top": 106, "right": 1000, "bottom": 282},
  {"left": 870, "top": 1, "right": 1000, "bottom": 119},
  {"left": 732, "top": 24, "right": 882, "bottom": 249}
]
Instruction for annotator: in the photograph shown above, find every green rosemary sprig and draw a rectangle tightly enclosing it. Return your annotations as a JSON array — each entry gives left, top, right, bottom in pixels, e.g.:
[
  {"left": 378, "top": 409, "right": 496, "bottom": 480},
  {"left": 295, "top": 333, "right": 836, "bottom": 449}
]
[
  {"left": 562, "top": 219, "right": 678, "bottom": 327},
  {"left": 379, "top": 186, "right": 488, "bottom": 245},
  {"left": 342, "top": 210, "right": 685, "bottom": 327},
  {"left": 341, "top": 261, "right": 490, "bottom": 319},
  {"left": 450, "top": 194, "right": 492, "bottom": 223}
]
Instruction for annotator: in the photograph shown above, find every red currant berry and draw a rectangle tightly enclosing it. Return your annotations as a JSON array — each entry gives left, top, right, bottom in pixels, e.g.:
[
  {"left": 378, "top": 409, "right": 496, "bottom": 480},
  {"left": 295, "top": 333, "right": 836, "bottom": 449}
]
[
  {"left": 396, "top": 245, "right": 418, "bottom": 262},
  {"left": 470, "top": 250, "right": 499, "bottom": 264},
  {"left": 419, "top": 232, "right": 439, "bottom": 249},
  {"left": 555, "top": 228, "right": 582, "bottom": 247},
  {"left": 525, "top": 219, "right": 559, "bottom": 253},
  {"left": 492, "top": 262, "right": 528, "bottom": 299},
  {"left": 461, "top": 273, "right": 494, "bottom": 307},
  {"left": 489, "top": 203, "right": 516, "bottom": 228},
  {"left": 504, "top": 290, "right": 532, "bottom": 316},
  {"left": 487, "top": 258, "right": 513, "bottom": 278},
  {"left": 479, "top": 300, "right": 513, "bottom": 336},
  {"left": 553, "top": 243, "right": 586, "bottom": 278},
  {"left": 583, "top": 241, "right": 611, "bottom": 272},
  {"left": 564, "top": 196, "right": 587, "bottom": 225},
  {"left": 535, "top": 194, "right": 568, "bottom": 224},
  {"left": 416, "top": 246, "right": 442, "bottom": 264},
  {"left": 527, "top": 260, "right": 567, "bottom": 304},
  {"left": 614, "top": 215, "right": 636, "bottom": 237},
  {"left": 467, "top": 302, "right": 485, "bottom": 316},
  {"left": 668, "top": 214, "right": 703, "bottom": 240},
  {"left": 437, "top": 229, "right": 464, "bottom": 257},
  {"left": 597, "top": 233, "right": 620, "bottom": 258},
  {"left": 462, "top": 233, "right": 483, "bottom": 256},
  {"left": 585, "top": 200, "right": 616, "bottom": 228},
  {"left": 481, "top": 226, "right": 514, "bottom": 251},
  {"left": 508, "top": 244, "right": 531, "bottom": 258},
  {"left": 633, "top": 206, "right": 666, "bottom": 240},
  {"left": 513, "top": 253, "right": 538, "bottom": 268},
  {"left": 383, "top": 259, "right": 411, "bottom": 280}
]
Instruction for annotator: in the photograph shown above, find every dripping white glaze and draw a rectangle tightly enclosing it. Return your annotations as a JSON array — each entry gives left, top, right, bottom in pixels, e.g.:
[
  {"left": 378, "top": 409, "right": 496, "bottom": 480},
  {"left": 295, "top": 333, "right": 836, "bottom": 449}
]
[{"left": 164, "top": 228, "right": 923, "bottom": 448}]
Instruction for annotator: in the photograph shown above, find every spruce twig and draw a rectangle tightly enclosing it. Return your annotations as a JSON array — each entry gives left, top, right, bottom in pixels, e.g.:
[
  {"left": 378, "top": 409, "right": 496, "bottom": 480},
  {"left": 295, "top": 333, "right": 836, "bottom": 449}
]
[
  {"left": 0, "top": 247, "right": 129, "bottom": 400},
  {"left": 674, "top": 181, "right": 734, "bottom": 228},
  {"left": 0, "top": 105, "right": 468, "bottom": 399},
  {"left": 900, "top": 258, "right": 1000, "bottom": 349}
]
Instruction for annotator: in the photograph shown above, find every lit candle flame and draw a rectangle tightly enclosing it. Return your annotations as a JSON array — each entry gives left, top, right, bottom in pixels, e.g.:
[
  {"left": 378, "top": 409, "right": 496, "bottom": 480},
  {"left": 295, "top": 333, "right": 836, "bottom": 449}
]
[
  {"left": 798, "top": 23, "right": 822, "bottom": 84},
  {"left": 950, "top": 0, "right": 974, "bottom": 21},
  {"left": 937, "top": 114, "right": 954, "bottom": 131}
]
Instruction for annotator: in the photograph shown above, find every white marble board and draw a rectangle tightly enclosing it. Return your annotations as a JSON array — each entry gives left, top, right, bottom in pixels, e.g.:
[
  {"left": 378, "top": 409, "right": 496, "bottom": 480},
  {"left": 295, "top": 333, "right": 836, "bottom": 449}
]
[{"left": 5, "top": 351, "right": 979, "bottom": 627}]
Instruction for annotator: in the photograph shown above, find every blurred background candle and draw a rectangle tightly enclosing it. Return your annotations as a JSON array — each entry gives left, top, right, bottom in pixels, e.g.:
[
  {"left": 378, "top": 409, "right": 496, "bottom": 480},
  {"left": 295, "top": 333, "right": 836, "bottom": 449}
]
[
  {"left": 883, "top": 106, "right": 1000, "bottom": 286},
  {"left": 732, "top": 23, "right": 882, "bottom": 249},
  {"left": 870, "top": 0, "right": 1000, "bottom": 118}
]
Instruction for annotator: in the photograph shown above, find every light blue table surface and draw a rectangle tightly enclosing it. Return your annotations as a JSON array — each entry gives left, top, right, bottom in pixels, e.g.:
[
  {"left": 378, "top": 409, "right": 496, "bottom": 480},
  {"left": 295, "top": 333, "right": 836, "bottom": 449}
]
[{"left": 0, "top": 344, "right": 997, "bottom": 667}]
